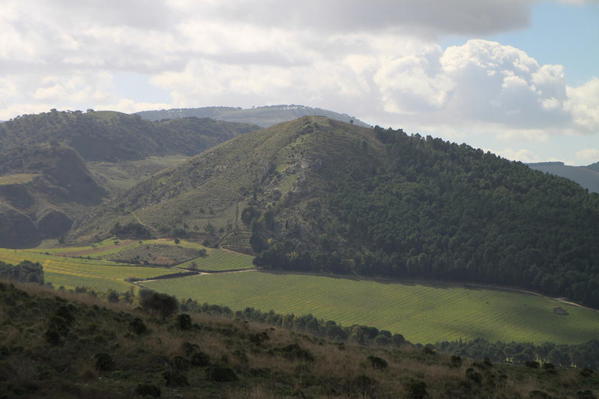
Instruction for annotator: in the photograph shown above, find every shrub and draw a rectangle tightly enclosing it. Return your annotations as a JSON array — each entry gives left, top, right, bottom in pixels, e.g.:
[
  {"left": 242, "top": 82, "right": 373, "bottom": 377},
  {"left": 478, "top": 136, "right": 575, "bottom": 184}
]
[
  {"left": 577, "top": 390, "right": 597, "bottom": 399},
  {"left": 190, "top": 352, "right": 211, "bottom": 367},
  {"left": 205, "top": 366, "right": 237, "bottom": 382},
  {"left": 580, "top": 368, "right": 594, "bottom": 378},
  {"left": 466, "top": 368, "right": 482, "bottom": 385},
  {"left": 163, "top": 370, "right": 188, "bottom": 387},
  {"left": 405, "top": 381, "right": 428, "bottom": 399},
  {"left": 172, "top": 356, "right": 191, "bottom": 371},
  {"left": 367, "top": 355, "right": 388, "bottom": 370},
  {"left": 525, "top": 361, "right": 540, "bottom": 369},
  {"left": 450, "top": 355, "right": 462, "bottom": 368},
  {"left": 135, "top": 384, "right": 161, "bottom": 397},
  {"left": 129, "top": 318, "right": 148, "bottom": 335},
  {"left": 177, "top": 314, "right": 192, "bottom": 330},
  {"left": 140, "top": 289, "right": 178, "bottom": 319},
  {"left": 275, "top": 344, "right": 314, "bottom": 362},
  {"left": 94, "top": 353, "right": 114, "bottom": 372}
]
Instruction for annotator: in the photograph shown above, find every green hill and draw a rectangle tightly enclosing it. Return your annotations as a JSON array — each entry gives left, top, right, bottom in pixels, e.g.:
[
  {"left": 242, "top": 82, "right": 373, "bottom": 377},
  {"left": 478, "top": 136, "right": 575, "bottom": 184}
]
[
  {"left": 1, "top": 281, "right": 597, "bottom": 398},
  {"left": 136, "top": 104, "right": 370, "bottom": 128},
  {"left": 76, "top": 117, "right": 599, "bottom": 310},
  {"left": 0, "top": 110, "right": 260, "bottom": 246},
  {"left": 528, "top": 161, "right": 599, "bottom": 193},
  {"left": 0, "top": 110, "right": 258, "bottom": 162}
]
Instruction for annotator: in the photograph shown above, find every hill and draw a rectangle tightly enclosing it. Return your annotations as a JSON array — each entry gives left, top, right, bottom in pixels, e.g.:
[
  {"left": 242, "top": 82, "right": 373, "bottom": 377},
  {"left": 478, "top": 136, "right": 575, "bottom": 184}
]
[
  {"left": 1, "top": 281, "right": 597, "bottom": 398},
  {"left": 0, "top": 145, "right": 107, "bottom": 248},
  {"left": 136, "top": 104, "right": 370, "bottom": 128},
  {"left": 528, "top": 162, "right": 599, "bottom": 193},
  {"left": 0, "top": 110, "right": 260, "bottom": 246},
  {"left": 75, "top": 117, "right": 599, "bottom": 310},
  {"left": 0, "top": 109, "right": 258, "bottom": 162}
]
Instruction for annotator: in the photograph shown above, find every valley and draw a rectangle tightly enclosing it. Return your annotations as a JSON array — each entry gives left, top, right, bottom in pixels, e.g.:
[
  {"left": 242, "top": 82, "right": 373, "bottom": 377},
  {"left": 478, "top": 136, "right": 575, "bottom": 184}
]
[{"left": 2, "top": 238, "right": 598, "bottom": 346}]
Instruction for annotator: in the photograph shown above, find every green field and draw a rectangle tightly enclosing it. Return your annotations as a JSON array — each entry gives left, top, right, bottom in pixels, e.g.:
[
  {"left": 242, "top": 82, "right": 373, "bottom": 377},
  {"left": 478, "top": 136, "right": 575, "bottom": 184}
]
[
  {"left": 143, "top": 271, "right": 599, "bottom": 345},
  {"left": 31, "top": 239, "right": 254, "bottom": 270},
  {"left": 0, "top": 238, "right": 254, "bottom": 292},
  {"left": 0, "top": 248, "right": 174, "bottom": 291}
]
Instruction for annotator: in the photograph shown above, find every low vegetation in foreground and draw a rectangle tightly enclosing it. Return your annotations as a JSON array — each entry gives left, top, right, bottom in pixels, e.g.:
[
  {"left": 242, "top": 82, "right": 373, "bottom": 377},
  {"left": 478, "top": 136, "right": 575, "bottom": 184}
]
[{"left": 1, "top": 281, "right": 598, "bottom": 399}]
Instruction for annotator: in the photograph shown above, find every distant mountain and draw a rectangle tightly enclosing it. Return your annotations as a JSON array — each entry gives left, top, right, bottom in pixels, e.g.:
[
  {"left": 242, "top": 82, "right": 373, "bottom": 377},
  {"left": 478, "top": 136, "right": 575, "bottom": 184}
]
[
  {"left": 588, "top": 162, "right": 599, "bottom": 172},
  {"left": 0, "top": 110, "right": 259, "bottom": 162},
  {"left": 76, "top": 117, "right": 599, "bottom": 308},
  {"left": 527, "top": 161, "right": 599, "bottom": 193},
  {"left": 136, "top": 104, "right": 370, "bottom": 128}
]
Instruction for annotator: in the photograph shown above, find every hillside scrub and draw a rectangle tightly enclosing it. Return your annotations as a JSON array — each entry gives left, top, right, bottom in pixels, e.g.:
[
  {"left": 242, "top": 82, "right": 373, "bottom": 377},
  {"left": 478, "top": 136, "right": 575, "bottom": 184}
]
[{"left": 1, "top": 281, "right": 598, "bottom": 398}]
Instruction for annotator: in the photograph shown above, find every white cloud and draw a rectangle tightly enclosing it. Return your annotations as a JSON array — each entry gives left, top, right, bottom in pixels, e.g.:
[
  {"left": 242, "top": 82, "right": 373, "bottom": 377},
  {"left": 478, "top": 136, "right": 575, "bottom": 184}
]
[
  {"left": 489, "top": 148, "right": 543, "bottom": 163},
  {"left": 566, "top": 78, "right": 599, "bottom": 133},
  {"left": 576, "top": 148, "right": 599, "bottom": 162},
  {"left": 0, "top": 0, "right": 596, "bottom": 161}
]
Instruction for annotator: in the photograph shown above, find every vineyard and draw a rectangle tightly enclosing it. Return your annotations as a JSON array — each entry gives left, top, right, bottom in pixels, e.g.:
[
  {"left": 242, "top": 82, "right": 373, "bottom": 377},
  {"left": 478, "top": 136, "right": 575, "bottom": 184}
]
[{"left": 143, "top": 271, "right": 599, "bottom": 345}]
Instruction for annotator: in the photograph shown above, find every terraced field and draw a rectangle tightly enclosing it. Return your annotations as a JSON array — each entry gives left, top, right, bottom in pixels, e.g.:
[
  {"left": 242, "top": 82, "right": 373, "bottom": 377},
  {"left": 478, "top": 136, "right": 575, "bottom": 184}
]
[
  {"left": 39, "top": 239, "right": 254, "bottom": 271},
  {"left": 0, "top": 238, "right": 254, "bottom": 292},
  {"left": 143, "top": 271, "right": 599, "bottom": 345},
  {"left": 0, "top": 248, "right": 173, "bottom": 291}
]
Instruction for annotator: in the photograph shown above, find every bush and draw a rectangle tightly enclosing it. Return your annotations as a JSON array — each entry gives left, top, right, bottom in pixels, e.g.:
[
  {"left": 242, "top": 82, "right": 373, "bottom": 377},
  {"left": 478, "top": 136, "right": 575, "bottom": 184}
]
[
  {"left": 140, "top": 289, "right": 179, "bottom": 319},
  {"left": 205, "top": 366, "right": 237, "bottom": 382},
  {"left": 450, "top": 355, "right": 462, "bottom": 368},
  {"left": 405, "top": 381, "right": 428, "bottom": 399},
  {"left": 525, "top": 361, "right": 540, "bottom": 369},
  {"left": 367, "top": 355, "right": 388, "bottom": 370},
  {"left": 466, "top": 368, "right": 482, "bottom": 385},
  {"left": 94, "top": 353, "right": 114, "bottom": 372},
  {"left": 191, "top": 352, "right": 211, "bottom": 367},
  {"left": 177, "top": 314, "right": 192, "bottom": 330},
  {"left": 129, "top": 318, "right": 148, "bottom": 335},
  {"left": 135, "top": 384, "right": 161, "bottom": 397},
  {"left": 163, "top": 370, "right": 188, "bottom": 387}
]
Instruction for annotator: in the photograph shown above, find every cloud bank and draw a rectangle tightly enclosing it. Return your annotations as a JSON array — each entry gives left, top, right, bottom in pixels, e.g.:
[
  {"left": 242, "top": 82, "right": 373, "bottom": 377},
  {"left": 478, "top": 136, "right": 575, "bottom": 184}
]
[{"left": 0, "top": 0, "right": 597, "bottom": 160}]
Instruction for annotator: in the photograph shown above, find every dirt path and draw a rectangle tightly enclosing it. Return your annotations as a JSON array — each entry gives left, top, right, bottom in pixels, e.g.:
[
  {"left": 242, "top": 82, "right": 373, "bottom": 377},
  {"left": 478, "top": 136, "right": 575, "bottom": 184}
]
[{"left": 132, "top": 267, "right": 257, "bottom": 285}]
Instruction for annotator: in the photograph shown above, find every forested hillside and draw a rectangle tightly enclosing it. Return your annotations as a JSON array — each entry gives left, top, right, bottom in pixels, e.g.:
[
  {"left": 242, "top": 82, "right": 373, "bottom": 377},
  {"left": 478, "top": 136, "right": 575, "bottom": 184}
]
[
  {"left": 0, "top": 109, "right": 258, "bottom": 162},
  {"left": 76, "top": 117, "right": 599, "bottom": 308}
]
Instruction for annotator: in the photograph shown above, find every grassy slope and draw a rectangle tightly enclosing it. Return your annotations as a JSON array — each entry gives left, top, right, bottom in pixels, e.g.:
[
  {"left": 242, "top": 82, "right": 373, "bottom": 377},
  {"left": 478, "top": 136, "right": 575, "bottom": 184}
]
[
  {"left": 144, "top": 271, "right": 599, "bottom": 345},
  {"left": 73, "top": 116, "right": 378, "bottom": 247},
  {"left": 87, "top": 155, "right": 191, "bottom": 194},
  {"left": 3, "top": 282, "right": 597, "bottom": 398}
]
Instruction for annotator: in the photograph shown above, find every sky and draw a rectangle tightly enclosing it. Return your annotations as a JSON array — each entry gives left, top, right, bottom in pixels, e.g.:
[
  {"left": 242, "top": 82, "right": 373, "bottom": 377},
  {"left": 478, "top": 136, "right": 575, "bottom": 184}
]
[{"left": 0, "top": 0, "right": 598, "bottom": 164}]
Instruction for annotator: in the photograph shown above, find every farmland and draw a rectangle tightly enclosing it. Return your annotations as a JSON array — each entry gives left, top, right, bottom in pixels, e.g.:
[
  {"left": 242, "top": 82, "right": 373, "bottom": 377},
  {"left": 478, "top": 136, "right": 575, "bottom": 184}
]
[
  {"left": 143, "top": 271, "right": 599, "bottom": 345},
  {"left": 0, "top": 238, "right": 254, "bottom": 291},
  {"left": 0, "top": 247, "right": 174, "bottom": 290},
  {"left": 2, "top": 238, "right": 599, "bottom": 345}
]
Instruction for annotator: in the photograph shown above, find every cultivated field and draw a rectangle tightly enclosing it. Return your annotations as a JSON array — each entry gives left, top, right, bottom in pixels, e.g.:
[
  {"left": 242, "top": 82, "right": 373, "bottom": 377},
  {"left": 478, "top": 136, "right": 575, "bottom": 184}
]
[
  {"left": 143, "top": 271, "right": 599, "bottom": 345},
  {"left": 0, "top": 238, "right": 254, "bottom": 291},
  {"left": 0, "top": 248, "right": 173, "bottom": 291}
]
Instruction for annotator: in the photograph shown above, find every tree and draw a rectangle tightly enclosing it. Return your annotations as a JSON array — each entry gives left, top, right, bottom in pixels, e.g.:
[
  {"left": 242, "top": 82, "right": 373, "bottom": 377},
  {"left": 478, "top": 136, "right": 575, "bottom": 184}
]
[{"left": 140, "top": 289, "right": 179, "bottom": 319}]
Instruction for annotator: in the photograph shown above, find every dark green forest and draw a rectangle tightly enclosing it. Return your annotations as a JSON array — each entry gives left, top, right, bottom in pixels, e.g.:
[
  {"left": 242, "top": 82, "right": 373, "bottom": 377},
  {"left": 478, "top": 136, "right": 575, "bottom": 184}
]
[{"left": 254, "top": 125, "right": 599, "bottom": 308}]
